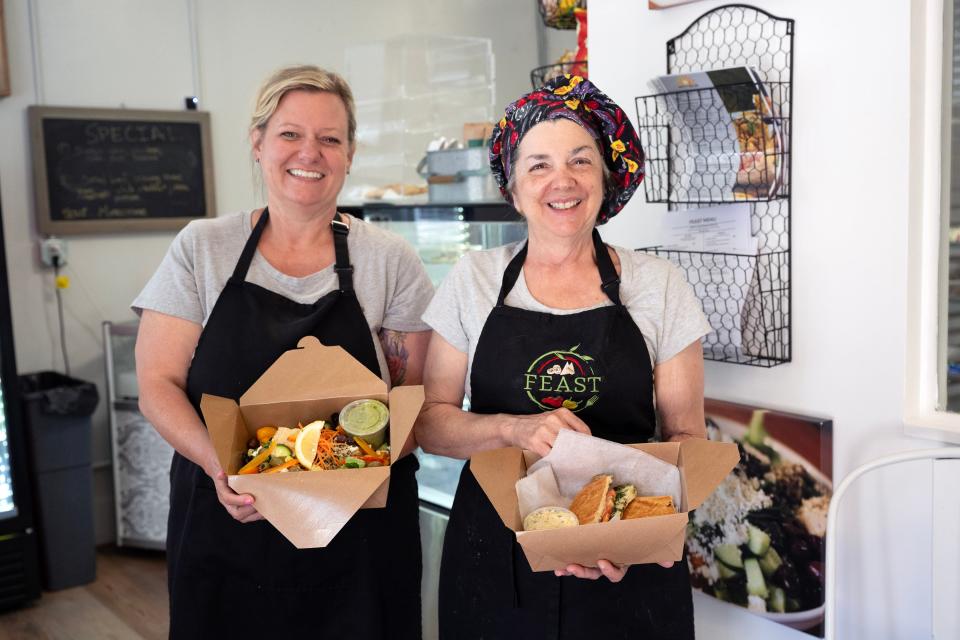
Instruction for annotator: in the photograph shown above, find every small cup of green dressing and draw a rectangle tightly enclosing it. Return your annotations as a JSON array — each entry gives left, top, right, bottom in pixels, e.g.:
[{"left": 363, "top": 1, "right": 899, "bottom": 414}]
[{"left": 339, "top": 399, "right": 390, "bottom": 449}]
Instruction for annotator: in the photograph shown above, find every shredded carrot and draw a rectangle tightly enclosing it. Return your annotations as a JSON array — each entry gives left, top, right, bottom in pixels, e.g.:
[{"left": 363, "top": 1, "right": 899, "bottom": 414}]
[
  {"left": 262, "top": 458, "right": 299, "bottom": 474},
  {"left": 314, "top": 439, "right": 341, "bottom": 470}
]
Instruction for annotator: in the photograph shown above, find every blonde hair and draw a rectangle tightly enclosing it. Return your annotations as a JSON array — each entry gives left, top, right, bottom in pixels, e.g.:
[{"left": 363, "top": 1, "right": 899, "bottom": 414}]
[{"left": 249, "top": 65, "right": 357, "bottom": 146}]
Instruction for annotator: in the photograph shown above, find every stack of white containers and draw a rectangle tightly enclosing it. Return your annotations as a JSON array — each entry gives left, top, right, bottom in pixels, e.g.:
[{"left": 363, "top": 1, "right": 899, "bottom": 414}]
[{"left": 343, "top": 35, "right": 496, "bottom": 200}]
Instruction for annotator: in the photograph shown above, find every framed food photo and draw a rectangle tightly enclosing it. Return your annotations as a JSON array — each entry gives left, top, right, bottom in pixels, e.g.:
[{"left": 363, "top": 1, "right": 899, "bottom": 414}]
[{"left": 687, "top": 399, "right": 833, "bottom": 637}]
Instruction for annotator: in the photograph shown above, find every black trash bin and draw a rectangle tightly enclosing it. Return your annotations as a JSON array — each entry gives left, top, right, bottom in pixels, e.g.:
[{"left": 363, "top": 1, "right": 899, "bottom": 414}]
[{"left": 19, "top": 372, "right": 99, "bottom": 591}]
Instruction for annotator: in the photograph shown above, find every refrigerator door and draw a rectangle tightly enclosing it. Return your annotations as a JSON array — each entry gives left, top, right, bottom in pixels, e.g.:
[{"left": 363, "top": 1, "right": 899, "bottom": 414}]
[
  {"left": 0, "top": 180, "right": 42, "bottom": 609},
  {"left": 0, "top": 392, "right": 18, "bottom": 520}
]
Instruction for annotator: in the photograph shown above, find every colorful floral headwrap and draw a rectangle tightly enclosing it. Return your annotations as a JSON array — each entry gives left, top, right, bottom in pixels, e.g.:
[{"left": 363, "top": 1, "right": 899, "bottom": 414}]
[{"left": 489, "top": 75, "right": 644, "bottom": 224}]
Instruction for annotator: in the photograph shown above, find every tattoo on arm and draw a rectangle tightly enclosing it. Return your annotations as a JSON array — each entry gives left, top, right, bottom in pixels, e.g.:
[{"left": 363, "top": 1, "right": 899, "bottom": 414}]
[{"left": 379, "top": 329, "right": 409, "bottom": 386}]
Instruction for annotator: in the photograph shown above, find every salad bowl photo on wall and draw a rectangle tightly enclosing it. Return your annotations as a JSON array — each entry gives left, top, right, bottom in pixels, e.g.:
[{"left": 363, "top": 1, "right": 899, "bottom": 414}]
[{"left": 688, "top": 399, "right": 833, "bottom": 637}]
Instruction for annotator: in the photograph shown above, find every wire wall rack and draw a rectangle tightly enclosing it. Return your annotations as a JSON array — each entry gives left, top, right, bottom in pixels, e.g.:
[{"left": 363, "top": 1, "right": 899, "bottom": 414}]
[
  {"left": 537, "top": 0, "right": 586, "bottom": 30},
  {"left": 530, "top": 61, "right": 589, "bottom": 90},
  {"left": 635, "top": 4, "right": 794, "bottom": 367}
]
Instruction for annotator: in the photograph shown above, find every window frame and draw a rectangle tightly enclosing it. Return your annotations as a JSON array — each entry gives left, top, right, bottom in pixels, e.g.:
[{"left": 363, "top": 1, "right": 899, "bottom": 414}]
[{"left": 905, "top": 0, "right": 960, "bottom": 443}]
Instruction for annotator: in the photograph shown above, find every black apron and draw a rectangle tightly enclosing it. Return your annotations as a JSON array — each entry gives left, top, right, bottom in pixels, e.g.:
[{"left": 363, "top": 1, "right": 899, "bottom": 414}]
[
  {"left": 166, "top": 209, "right": 421, "bottom": 639},
  {"left": 438, "top": 230, "right": 694, "bottom": 640}
]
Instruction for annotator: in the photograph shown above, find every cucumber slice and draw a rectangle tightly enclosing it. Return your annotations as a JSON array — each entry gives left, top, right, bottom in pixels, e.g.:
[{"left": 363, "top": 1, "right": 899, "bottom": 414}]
[
  {"left": 769, "top": 587, "right": 786, "bottom": 613},
  {"left": 272, "top": 444, "right": 292, "bottom": 459},
  {"left": 745, "top": 410, "right": 769, "bottom": 447},
  {"left": 717, "top": 562, "right": 740, "bottom": 579},
  {"left": 714, "top": 544, "right": 744, "bottom": 569},
  {"left": 744, "top": 558, "right": 768, "bottom": 598},
  {"left": 758, "top": 546, "right": 782, "bottom": 576},
  {"left": 747, "top": 524, "right": 771, "bottom": 556},
  {"left": 344, "top": 456, "right": 366, "bottom": 469}
]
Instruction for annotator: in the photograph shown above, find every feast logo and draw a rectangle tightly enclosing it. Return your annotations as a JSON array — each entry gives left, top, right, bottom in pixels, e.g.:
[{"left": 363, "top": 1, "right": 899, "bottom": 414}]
[{"left": 523, "top": 344, "right": 601, "bottom": 412}]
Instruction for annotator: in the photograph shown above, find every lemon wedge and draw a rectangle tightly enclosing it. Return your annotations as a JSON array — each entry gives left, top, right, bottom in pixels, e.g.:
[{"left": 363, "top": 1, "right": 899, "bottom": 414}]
[{"left": 294, "top": 420, "right": 325, "bottom": 469}]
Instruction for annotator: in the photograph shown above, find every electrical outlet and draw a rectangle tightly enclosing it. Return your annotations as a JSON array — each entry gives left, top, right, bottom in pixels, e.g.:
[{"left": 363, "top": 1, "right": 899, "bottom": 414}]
[{"left": 40, "top": 237, "right": 67, "bottom": 268}]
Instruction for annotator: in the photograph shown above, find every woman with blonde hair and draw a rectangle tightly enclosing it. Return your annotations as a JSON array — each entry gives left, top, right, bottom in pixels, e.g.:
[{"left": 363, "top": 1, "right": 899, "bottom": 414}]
[{"left": 134, "top": 65, "right": 432, "bottom": 638}]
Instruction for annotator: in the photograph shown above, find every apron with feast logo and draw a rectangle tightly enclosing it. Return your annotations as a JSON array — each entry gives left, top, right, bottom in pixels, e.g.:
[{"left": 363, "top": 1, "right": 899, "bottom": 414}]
[
  {"left": 166, "top": 209, "right": 421, "bottom": 639},
  {"left": 438, "top": 229, "right": 694, "bottom": 640}
]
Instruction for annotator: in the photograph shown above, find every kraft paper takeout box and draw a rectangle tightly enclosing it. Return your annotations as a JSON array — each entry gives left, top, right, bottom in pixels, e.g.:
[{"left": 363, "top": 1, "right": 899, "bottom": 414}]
[
  {"left": 200, "top": 335, "right": 423, "bottom": 549},
  {"left": 470, "top": 439, "right": 739, "bottom": 571}
]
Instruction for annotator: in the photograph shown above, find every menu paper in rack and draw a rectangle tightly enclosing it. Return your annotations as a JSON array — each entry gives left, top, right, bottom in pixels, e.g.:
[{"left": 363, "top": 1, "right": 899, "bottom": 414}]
[
  {"left": 660, "top": 203, "right": 756, "bottom": 254},
  {"left": 650, "top": 66, "right": 783, "bottom": 202},
  {"left": 659, "top": 203, "right": 760, "bottom": 349},
  {"left": 470, "top": 433, "right": 739, "bottom": 571},
  {"left": 200, "top": 336, "right": 423, "bottom": 549}
]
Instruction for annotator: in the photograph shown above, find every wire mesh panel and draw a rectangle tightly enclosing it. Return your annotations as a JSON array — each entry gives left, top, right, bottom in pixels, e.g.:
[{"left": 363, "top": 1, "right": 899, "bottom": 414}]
[
  {"left": 635, "top": 4, "right": 794, "bottom": 366},
  {"left": 638, "top": 248, "right": 790, "bottom": 366}
]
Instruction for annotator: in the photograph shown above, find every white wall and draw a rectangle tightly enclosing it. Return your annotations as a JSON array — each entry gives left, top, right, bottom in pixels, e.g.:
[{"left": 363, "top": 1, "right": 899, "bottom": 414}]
[
  {"left": 593, "top": 1, "right": 953, "bottom": 638},
  {"left": 0, "top": 0, "right": 543, "bottom": 545}
]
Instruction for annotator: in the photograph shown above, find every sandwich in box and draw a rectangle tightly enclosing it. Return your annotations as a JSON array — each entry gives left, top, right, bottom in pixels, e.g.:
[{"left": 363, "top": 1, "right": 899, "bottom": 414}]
[
  {"left": 200, "top": 336, "right": 423, "bottom": 548},
  {"left": 470, "top": 436, "right": 739, "bottom": 571}
]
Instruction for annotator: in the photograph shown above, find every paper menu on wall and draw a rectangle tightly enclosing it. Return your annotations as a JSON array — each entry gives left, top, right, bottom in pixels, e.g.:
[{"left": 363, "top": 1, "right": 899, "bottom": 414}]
[
  {"left": 656, "top": 203, "right": 759, "bottom": 350},
  {"left": 660, "top": 203, "right": 757, "bottom": 254}
]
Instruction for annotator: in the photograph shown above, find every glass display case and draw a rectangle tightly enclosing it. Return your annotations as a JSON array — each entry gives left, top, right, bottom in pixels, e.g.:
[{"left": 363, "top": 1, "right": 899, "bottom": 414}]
[{"left": 350, "top": 202, "right": 526, "bottom": 510}]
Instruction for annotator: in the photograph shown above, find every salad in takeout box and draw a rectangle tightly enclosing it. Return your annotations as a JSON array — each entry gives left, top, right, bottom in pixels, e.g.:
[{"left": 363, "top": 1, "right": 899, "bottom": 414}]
[
  {"left": 470, "top": 430, "right": 739, "bottom": 571},
  {"left": 200, "top": 336, "right": 423, "bottom": 549}
]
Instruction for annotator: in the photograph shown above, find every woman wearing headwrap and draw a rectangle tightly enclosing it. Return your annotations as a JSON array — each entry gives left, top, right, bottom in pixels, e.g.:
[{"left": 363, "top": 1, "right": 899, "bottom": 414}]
[{"left": 416, "top": 75, "right": 711, "bottom": 639}]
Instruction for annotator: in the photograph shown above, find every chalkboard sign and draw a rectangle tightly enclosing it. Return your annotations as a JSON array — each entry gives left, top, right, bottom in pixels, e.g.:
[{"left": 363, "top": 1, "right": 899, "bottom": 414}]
[{"left": 29, "top": 106, "right": 216, "bottom": 234}]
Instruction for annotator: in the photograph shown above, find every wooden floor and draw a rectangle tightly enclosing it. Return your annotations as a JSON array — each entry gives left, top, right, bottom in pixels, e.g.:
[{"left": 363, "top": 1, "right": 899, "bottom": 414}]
[{"left": 0, "top": 546, "right": 168, "bottom": 640}]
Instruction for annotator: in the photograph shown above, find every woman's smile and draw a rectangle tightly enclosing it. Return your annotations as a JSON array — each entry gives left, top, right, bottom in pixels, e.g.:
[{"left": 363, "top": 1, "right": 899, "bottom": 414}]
[
  {"left": 287, "top": 168, "right": 326, "bottom": 180},
  {"left": 547, "top": 198, "right": 582, "bottom": 210}
]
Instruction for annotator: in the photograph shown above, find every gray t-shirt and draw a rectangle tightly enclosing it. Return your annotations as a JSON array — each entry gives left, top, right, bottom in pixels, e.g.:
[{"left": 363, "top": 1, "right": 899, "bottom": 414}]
[
  {"left": 422, "top": 242, "right": 711, "bottom": 399},
  {"left": 132, "top": 210, "right": 434, "bottom": 383}
]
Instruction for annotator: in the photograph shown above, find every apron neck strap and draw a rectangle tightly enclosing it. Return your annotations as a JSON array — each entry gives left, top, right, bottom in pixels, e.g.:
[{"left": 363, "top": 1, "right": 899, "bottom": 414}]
[
  {"left": 593, "top": 228, "right": 622, "bottom": 305},
  {"left": 496, "top": 241, "right": 528, "bottom": 307},
  {"left": 232, "top": 209, "right": 354, "bottom": 292},
  {"left": 495, "top": 228, "right": 621, "bottom": 307},
  {"left": 232, "top": 207, "right": 270, "bottom": 281},
  {"left": 331, "top": 213, "right": 354, "bottom": 292}
]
